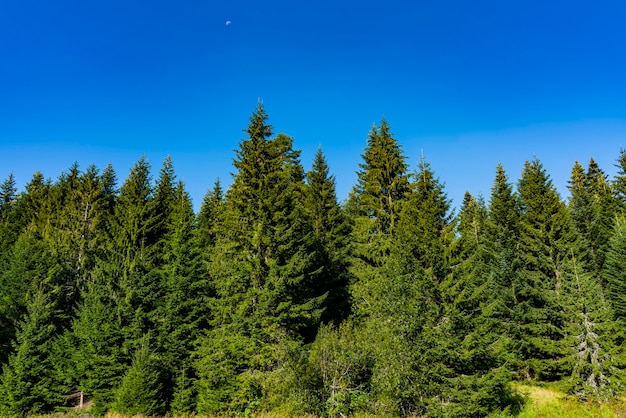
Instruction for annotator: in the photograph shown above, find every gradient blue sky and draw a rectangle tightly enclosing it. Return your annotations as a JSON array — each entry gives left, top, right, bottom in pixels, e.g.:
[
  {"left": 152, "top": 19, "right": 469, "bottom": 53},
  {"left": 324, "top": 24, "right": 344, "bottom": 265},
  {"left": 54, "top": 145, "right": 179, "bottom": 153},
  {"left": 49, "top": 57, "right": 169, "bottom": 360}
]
[{"left": 2, "top": 0, "right": 626, "bottom": 211}]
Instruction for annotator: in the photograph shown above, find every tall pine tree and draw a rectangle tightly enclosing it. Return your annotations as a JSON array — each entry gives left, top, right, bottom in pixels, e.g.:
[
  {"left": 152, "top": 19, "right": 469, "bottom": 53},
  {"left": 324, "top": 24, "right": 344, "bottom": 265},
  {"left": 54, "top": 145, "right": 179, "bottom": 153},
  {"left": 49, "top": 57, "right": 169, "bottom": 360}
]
[
  {"left": 514, "top": 158, "right": 579, "bottom": 382},
  {"left": 195, "top": 103, "right": 323, "bottom": 414}
]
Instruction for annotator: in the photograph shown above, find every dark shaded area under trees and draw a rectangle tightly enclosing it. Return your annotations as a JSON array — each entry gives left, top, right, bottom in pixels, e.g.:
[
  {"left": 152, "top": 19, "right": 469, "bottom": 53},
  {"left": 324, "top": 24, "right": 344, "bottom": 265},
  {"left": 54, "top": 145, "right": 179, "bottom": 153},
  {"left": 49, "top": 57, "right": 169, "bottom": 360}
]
[{"left": 1, "top": 104, "right": 626, "bottom": 416}]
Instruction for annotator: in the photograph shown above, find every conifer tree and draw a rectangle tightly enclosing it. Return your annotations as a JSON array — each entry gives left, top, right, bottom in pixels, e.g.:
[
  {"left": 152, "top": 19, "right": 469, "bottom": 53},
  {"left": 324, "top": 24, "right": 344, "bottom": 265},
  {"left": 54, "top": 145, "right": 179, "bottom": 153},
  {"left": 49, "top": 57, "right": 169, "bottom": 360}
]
[
  {"left": 196, "top": 178, "right": 224, "bottom": 251},
  {"left": 108, "top": 156, "right": 156, "bottom": 282},
  {"left": 350, "top": 157, "right": 456, "bottom": 416},
  {"left": 484, "top": 164, "right": 520, "bottom": 330},
  {"left": 150, "top": 156, "right": 177, "bottom": 262},
  {"left": 438, "top": 192, "right": 521, "bottom": 417},
  {"left": 563, "top": 246, "right": 622, "bottom": 402},
  {"left": 0, "top": 232, "right": 51, "bottom": 365},
  {"left": 196, "top": 104, "right": 323, "bottom": 413},
  {"left": 568, "top": 159, "right": 615, "bottom": 276},
  {"left": 71, "top": 158, "right": 159, "bottom": 411},
  {"left": 112, "top": 338, "right": 166, "bottom": 416},
  {"left": 0, "top": 290, "right": 61, "bottom": 414},
  {"left": 613, "top": 148, "right": 626, "bottom": 211},
  {"left": 156, "top": 181, "right": 208, "bottom": 412},
  {"left": 394, "top": 157, "right": 452, "bottom": 284},
  {"left": 0, "top": 174, "right": 19, "bottom": 256},
  {"left": 604, "top": 214, "right": 626, "bottom": 321},
  {"left": 353, "top": 119, "right": 410, "bottom": 236},
  {"left": 349, "top": 119, "right": 410, "bottom": 278},
  {"left": 514, "top": 157, "right": 579, "bottom": 381},
  {"left": 71, "top": 272, "right": 129, "bottom": 411},
  {"left": 305, "top": 147, "right": 353, "bottom": 326}
]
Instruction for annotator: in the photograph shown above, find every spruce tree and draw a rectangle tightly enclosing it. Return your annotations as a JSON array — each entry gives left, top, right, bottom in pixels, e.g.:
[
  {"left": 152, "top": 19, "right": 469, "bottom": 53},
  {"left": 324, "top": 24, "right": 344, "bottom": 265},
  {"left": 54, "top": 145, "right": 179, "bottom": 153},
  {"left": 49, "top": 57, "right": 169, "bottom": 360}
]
[
  {"left": 353, "top": 119, "right": 410, "bottom": 236},
  {"left": 604, "top": 214, "right": 626, "bottom": 321},
  {"left": 563, "top": 246, "right": 622, "bottom": 402},
  {"left": 613, "top": 148, "right": 626, "bottom": 211},
  {"left": 349, "top": 119, "right": 410, "bottom": 278},
  {"left": 394, "top": 157, "right": 452, "bottom": 284},
  {"left": 484, "top": 164, "right": 520, "bottom": 334},
  {"left": 568, "top": 159, "right": 615, "bottom": 276},
  {"left": 71, "top": 158, "right": 160, "bottom": 411},
  {"left": 0, "top": 174, "right": 19, "bottom": 256},
  {"left": 0, "top": 290, "right": 61, "bottom": 414},
  {"left": 156, "top": 180, "right": 209, "bottom": 413},
  {"left": 112, "top": 337, "right": 166, "bottom": 416},
  {"left": 438, "top": 192, "right": 521, "bottom": 417},
  {"left": 350, "top": 157, "right": 455, "bottom": 416},
  {"left": 196, "top": 178, "right": 224, "bottom": 251},
  {"left": 196, "top": 104, "right": 323, "bottom": 414},
  {"left": 514, "top": 157, "right": 579, "bottom": 382},
  {"left": 304, "top": 147, "right": 353, "bottom": 326},
  {"left": 71, "top": 272, "right": 129, "bottom": 411},
  {"left": 0, "top": 233, "right": 51, "bottom": 365}
]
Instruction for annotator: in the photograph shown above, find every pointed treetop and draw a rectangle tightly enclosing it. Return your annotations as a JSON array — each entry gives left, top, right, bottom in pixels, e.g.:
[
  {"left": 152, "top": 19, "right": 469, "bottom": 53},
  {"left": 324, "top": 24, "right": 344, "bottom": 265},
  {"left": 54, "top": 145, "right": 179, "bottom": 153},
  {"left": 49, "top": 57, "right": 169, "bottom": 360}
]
[{"left": 245, "top": 102, "right": 273, "bottom": 142}]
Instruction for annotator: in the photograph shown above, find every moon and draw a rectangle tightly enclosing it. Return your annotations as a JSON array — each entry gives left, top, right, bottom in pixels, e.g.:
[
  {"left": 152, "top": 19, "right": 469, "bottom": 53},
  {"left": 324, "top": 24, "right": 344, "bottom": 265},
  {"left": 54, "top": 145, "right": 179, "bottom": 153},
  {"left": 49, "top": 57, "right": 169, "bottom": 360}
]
[{"left": 225, "top": 20, "right": 231, "bottom": 26}]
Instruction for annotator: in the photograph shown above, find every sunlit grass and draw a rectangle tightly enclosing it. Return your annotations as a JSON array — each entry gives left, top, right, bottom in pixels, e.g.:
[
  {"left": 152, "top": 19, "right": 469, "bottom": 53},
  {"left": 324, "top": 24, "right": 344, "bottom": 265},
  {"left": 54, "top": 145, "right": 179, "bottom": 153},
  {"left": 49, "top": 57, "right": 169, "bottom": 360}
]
[{"left": 489, "top": 384, "right": 626, "bottom": 418}]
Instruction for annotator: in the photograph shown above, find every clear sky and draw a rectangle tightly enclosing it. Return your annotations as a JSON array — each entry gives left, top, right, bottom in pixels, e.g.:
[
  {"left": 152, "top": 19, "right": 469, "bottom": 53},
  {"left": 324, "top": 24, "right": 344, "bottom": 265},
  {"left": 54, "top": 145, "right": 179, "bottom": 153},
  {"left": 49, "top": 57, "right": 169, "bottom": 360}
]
[{"left": 2, "top": 0, "right": 626, "bottom": 211}]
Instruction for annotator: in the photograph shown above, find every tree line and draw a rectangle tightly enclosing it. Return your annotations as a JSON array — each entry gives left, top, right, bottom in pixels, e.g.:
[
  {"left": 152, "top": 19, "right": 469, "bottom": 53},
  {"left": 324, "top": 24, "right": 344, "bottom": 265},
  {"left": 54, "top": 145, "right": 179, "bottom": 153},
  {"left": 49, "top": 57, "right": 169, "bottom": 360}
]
[{"left": 1, "top": 104, "right": 626, "bottom": 416}]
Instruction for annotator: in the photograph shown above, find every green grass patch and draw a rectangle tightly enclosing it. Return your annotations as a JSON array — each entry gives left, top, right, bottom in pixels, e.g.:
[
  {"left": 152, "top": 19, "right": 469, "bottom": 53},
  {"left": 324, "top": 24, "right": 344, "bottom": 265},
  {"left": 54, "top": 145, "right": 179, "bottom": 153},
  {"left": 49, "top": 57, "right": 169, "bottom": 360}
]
[{"left": 489, "top": 384, "right": 626, "bottom": 418}]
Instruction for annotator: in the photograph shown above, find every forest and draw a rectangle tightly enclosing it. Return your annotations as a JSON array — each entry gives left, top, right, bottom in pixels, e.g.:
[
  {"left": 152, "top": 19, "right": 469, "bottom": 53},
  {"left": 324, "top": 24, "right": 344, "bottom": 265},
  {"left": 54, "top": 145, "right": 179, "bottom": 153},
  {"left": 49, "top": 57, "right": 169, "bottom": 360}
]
[{"left": 1, "top": 103, "right": 626, "bottom": 417}]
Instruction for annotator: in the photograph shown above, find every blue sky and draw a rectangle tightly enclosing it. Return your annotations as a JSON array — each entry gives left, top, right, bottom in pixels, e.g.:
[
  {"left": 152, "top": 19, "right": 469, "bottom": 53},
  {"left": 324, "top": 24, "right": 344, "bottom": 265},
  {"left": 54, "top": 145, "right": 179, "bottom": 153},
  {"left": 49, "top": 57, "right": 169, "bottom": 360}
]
[{"left": 2, "top": 0, "right": 626, "bottom": 211}]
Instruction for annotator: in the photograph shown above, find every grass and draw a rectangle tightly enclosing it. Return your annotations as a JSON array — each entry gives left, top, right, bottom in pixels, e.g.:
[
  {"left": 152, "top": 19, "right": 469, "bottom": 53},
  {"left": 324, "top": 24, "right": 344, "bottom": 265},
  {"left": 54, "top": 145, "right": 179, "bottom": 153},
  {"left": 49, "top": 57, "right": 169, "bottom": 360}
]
[{"left": 489, "top": 384, "right": 626, "bottom": 418}]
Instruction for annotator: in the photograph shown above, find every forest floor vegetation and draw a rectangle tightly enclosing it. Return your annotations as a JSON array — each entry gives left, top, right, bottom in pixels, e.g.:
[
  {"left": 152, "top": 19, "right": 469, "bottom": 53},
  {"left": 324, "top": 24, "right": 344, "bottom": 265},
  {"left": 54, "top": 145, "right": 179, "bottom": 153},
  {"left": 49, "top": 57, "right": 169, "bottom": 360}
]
[{"left": 18, "top": 385, "right": 626, "bottom": 418}]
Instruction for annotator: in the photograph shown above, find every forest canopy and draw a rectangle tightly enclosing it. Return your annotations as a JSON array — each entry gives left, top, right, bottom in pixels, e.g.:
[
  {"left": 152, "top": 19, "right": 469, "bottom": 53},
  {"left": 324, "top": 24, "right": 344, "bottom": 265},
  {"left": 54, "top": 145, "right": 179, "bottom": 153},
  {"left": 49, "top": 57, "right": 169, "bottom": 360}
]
[{"left": 1, "top": 104, "right": 626, "bottom": 417}]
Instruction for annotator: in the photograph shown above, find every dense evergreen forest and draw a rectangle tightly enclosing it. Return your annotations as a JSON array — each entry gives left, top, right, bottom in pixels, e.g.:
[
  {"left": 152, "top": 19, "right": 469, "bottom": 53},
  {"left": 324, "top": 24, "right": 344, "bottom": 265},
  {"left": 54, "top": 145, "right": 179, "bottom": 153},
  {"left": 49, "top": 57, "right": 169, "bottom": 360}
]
[{"left": 2, "top": 104, "right": 626, "bottom": 417}]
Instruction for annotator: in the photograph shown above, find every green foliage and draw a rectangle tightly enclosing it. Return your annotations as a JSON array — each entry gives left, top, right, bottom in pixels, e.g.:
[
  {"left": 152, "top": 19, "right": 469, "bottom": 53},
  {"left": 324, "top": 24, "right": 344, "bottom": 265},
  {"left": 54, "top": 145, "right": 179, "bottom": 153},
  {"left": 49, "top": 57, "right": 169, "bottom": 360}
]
[
  {"left": 309, "top": 322, "right": 373, "bottom": 416},
  {"left": 604, "top": 215, "right": 626, "bottom": 321},
  {"left": 0, "top": 290, "right": 61, "bottom": 415},
  {"left": 71, "top": 272, "right": 129, "bottom": 411},
  {"left": 0, "top": 232, "right": 50, "bottom": 364},
  {"left": 304, "top": 147, "right": 353, "bottom": 327},
  {"left": 170, "top": 368, "right": 196, "bottom": 415},
  {"left": 3, "top": 108, "right": 626, "bottom": 416},
  {"left": 514, "top": 158, "right": 577, "bottom": 381},
  {"left": 195, "top": 104, "right": 324, "bottom": 415},
  {"left": 112, "top": 338, "right": 166, "bottom": 416},
  {"left": 613, "top": 148, "right": 626, "bottom": 212},
  {"left": 196, "top": 178, "right": 224, "bottom": 251},
  {"left": 568, "top": 159, "right": 615, "bottom": 276},
  {"left": 354, "top": 119, "right": 410, "bottom": 236}
]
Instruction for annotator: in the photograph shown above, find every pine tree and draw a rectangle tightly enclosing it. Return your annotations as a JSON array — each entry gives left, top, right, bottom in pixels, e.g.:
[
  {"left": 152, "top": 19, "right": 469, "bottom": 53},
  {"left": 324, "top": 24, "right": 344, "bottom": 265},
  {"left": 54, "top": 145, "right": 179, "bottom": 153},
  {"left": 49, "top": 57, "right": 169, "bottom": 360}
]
[
  {"left": 568, "top": 159, "right": 615, "bottom": 276},
  {"left": 0, "top": 290, "right": 61, "bottom": 414},
  {"left": 71, "top": 272, "right": 129, "bottom": 411},
  {"left": 563, "top": 247, "right": 622, "bottom": 402},
  {"left": 156, "top": 181, "right": 209, "bottom": 412},
  {"left": 304, "top": 147, "right": 353, "bottom": 326},
  {"left": 613, "top": 148, "right": 626, "bottom": 212},
  {"left": 112, "top": 337, "right": 166, "bottom": 416},
  {"left": 438, "top": 192, "right": 521, "bottom": 417},
  {"left": 514, "top": 157, "right": 579, "bottom": 382},
  {"left": 196, "top": 104, "right": 323, "bottom": 413},
  {"left": 0, "top": 174, "right": 19, "bottom": 256},
  {"left": 353, "top": 119, "right": 410, "bottom": 236},
  {"left": 604, "top": 215, "right": 626, "bottom": 321},
  {"left": 350, "top": 157, "right": 456, "bottom": 416},
  {"left": 196, "top": 178, "right": 224, "bottom": 251},
  {"left": 484, "top": 164, "right": 520, "bottom": 334},
  {"left": 0, "top": 232, "right": 51, "bottom": 365}
]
